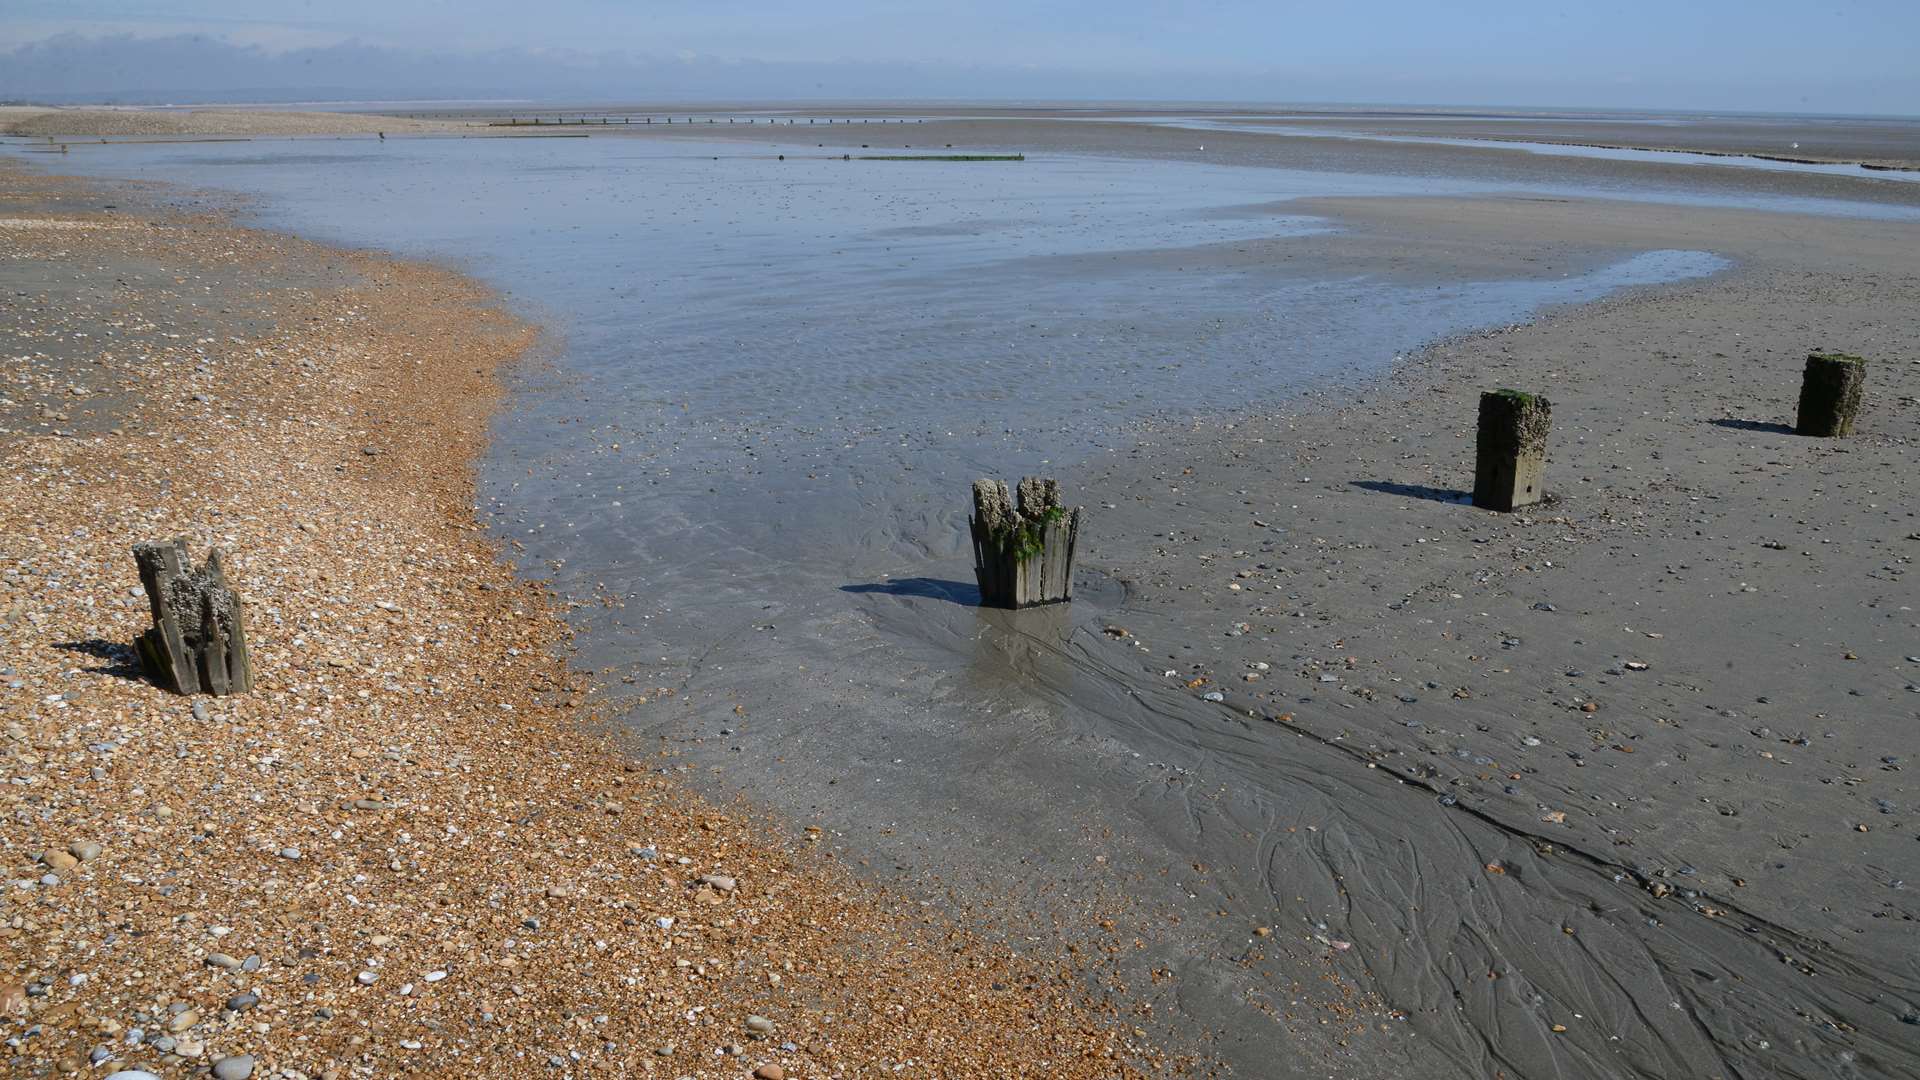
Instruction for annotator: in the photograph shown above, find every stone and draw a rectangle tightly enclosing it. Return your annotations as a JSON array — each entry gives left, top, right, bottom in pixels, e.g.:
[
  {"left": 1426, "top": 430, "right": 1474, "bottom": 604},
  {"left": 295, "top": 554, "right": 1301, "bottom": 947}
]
[
  {"left": 167, "top": 1009, "right": 198, "bottom": 1032},
  {"left": 226, "top": 992, "right": 259, "bottom": 1012},
  {"left": 744, "top": 1014, "right": 776, "bottom": 1037},
  {"left": 39, "top": 849, "right": 78, "bottom": 872},
  {"left": 205, "top": 953, "right": 242, "bottom": 970},
  {"left": 698, "top": 874, "right": 737, "bottom": 893},
  {"left": 212, "top": 1054, "right": 255, "bottom": 1080},
  {"left": 754, "top": 1066, "right": 786, "bottom": 1080},
  {"left": 105, "top": 1072, "right": 163, "bottom": 1080},
  {"left": 355, "top": 971, "right": 379, "bottom": 985},
  {"left": 69, "top": 840, "right": 103, "bottom": 862}
]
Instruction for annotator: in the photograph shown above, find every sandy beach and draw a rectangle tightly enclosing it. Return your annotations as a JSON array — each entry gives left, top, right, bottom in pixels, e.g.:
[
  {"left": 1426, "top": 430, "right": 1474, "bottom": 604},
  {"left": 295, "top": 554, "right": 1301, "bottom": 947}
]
[
  {"left": 4, "top": 103, "right": 1918, "bottom": 1080},
  {"left": 0, "top": 107, "right": 471, "bottom": 138},
  {"left": 0, "top": 160, "right": 1143, "bottom": 1078}
]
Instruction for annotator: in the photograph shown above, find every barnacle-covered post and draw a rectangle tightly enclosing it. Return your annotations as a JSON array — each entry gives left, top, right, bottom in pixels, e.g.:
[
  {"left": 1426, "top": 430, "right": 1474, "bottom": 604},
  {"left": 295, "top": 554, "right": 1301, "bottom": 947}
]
[
  {"left": 969, "top": 477, "right": 1082, "bottom": 609},
  {"left": 1796, "top": 353, "right": 1867, "bottom": 437},
  {"left": 132, "top": 538, "right": 254, "bottom": 696},
  {"left": 1473, "top": 389, "right": 1552, "bottom": 512}
]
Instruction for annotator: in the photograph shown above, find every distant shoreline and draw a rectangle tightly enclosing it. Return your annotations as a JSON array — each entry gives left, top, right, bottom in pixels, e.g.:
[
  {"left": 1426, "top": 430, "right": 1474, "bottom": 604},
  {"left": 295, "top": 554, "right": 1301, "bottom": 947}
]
[{"left": 7, "top": 103, "right": 1918, "bottom": 172}]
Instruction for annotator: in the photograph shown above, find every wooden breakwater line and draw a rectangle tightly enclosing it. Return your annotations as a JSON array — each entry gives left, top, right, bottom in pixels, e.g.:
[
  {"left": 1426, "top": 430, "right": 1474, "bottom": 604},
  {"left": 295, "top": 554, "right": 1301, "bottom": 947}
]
[{"left": 486, "top": 116, "right": 934, "bottom": 127}]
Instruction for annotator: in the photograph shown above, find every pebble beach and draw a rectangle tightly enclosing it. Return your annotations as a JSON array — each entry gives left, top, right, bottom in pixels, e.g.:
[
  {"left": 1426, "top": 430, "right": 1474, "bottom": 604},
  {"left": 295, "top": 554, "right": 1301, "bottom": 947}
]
[{"left": 0, "top": 160, "right": 1146, "bottom": 1078}]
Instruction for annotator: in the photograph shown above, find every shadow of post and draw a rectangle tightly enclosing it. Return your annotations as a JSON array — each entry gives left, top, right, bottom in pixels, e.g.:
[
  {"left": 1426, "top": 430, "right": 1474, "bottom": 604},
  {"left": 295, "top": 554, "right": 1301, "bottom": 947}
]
[
  {"left": 1709, "top": 418, "right": 1799, "bottom": 435},
  {"left": 1348, "top": 480, "right": 1471, "bottom": 504},
  {"left": 53, "top": 639, "right": 147, "bottom": 683},
  {"left": 840, "top": 578, "right": 983, "bottom": 607}
]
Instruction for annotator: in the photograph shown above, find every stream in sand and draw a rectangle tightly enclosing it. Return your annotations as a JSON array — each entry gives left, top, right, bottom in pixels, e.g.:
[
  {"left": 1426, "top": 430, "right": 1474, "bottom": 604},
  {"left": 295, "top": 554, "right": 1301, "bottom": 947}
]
[{"left": 22, "top": 130, "right": 1920, "bottom": 1078}]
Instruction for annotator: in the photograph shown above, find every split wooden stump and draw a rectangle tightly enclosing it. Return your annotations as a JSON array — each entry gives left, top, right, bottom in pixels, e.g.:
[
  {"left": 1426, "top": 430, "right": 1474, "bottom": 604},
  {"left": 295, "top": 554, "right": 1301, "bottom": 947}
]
[
  {"left": 1796, "top": 352, "right": 1867, "bottom": 437},
  {"left": 969, "top": 477, "right": 1082, "bottom": 609},
  {"left": 132, "top": 538, "right": 254, "bottom": 696},
  {"left": 1473, "top": 389, "right": 1552, "bottom": 513}
]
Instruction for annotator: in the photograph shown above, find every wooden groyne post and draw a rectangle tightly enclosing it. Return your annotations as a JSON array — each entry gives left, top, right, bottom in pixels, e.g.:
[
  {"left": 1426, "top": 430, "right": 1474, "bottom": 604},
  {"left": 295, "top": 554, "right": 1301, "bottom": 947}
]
[
  {"left": 132, "top": 538, "right": 254, "bottom": 696},
  {"left": 1796, "top": 352, "right": 1867, "bottom": 436},
  {"left": 970, "top": 477, "right": 1082, "bottom": 609},
  {"left": 1473, "top": 390, "right": 1552, "bottom": 512}
]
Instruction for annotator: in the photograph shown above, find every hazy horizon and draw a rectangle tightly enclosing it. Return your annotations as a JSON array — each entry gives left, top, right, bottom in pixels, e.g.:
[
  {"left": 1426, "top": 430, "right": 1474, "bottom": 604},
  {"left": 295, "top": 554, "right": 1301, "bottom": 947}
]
[{"left": 3, "top": 2, "right": 1918, "bottom": 117}]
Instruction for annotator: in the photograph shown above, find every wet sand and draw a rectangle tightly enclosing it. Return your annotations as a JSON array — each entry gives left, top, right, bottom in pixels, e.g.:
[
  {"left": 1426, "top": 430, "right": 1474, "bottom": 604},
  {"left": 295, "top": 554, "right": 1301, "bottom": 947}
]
[{"left": 513, "top": 116, "right": 1920, "bottom": 1077}]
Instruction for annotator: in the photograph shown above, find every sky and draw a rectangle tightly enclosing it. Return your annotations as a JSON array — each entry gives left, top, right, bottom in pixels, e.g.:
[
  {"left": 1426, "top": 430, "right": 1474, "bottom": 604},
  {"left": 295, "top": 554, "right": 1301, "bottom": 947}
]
[{"left": 3, "top": 1, "right": 1918, "bottom": 114}]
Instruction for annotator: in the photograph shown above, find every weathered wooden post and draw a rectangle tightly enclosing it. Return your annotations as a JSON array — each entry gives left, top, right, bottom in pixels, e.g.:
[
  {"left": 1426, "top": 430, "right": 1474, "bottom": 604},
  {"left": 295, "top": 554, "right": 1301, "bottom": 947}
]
[
  {"left": 969, "top": 477, "right": 1082, "bottom": 609},
  {"left": 1796, "top": 352, "right": 1866, "bottom": 437},
  {"left": 1473, "top": 390, "right": 1552, "bottom": 512},
  {"left": 132, "top": 538, "right": 254, "bottom": 696}
]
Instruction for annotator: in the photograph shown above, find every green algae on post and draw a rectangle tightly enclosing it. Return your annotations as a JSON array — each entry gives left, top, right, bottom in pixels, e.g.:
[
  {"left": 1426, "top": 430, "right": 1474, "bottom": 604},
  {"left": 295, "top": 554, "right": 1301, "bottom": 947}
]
[
  {"left": 1473, "top": 388, "right": 1552, "bottom": 512},
  {"left": 1795, "top": 352, "right": 1867, "bottom": 437}
]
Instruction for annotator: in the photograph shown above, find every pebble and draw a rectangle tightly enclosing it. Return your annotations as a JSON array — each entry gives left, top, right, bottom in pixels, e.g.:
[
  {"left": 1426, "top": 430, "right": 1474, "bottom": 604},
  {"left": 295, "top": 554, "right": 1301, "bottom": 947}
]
[
  {"left": 212, "top": 1054, "right": 255, "bottom": 1080},
  {"left": 754, "top": 1066, "right": 786, "bottom": 1080},
  {"left": 355, "top": 971, "right": 379, "bottom": 985},
  {"left": 744, "top": 1014, "right": 776, "bottom": 1037},
  {"left": 70, "top": 840, "right": 103, "bottom": 862},
  {"left": 167, "top": 1009, "right": 199, "bottom": 1032},
  {"left": 226, "top": 992, "right": 259, "bottom": 1012},
  {"left": 699, "top": 874, "right": 737, "bottom": 892},
  {"left": 278, "top": 847, "right": 301, "bottom": 860},
  {"left": 205, "top": 953, "right": 242, "bottom": 970},
  {"left": 191, "top": 700, "right": 209, "bottom": 721},
  {"left": 105, "top": 1067, "right": 162, "bottom": 1078}
]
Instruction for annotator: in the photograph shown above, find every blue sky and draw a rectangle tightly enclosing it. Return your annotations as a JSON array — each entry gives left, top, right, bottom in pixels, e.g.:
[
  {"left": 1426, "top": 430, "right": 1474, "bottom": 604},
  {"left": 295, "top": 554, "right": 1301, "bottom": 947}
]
[{"left": 5, "top": 1, "right": 1918, "bottom": 113}]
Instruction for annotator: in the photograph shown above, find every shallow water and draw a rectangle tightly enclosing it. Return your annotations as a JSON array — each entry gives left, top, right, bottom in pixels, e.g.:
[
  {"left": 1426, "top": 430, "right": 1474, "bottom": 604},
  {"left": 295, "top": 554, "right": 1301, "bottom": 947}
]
[{"left": 20, "top": 136, "right": 1740, "bottom": 654}]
